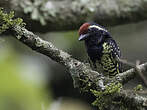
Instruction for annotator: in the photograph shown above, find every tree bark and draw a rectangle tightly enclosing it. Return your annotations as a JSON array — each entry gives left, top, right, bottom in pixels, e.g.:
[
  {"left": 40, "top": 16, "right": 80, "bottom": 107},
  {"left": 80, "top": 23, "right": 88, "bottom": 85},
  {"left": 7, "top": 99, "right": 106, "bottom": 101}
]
[{"left": 0, "top": 0, "right": 147, "bottom": 32}]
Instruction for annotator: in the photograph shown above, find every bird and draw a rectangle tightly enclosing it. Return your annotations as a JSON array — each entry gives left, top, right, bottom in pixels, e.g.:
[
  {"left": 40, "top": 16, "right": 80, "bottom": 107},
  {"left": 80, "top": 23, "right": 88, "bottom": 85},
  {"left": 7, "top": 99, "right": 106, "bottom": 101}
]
[{"left": 78, "top": 22, "right": 122, "bottom": 77}]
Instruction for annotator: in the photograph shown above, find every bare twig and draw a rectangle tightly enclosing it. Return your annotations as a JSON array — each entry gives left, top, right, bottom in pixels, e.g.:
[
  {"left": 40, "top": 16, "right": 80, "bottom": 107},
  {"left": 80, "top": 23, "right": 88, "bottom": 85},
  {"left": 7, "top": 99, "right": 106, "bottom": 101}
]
[
  {"left": 118, "top": 58, "right": 147, "bottom": 86},
  {"left": 118, "top": 58, "right": 136, "bottom": 68},
  {"left": 136, "top": 90, "right": 147, "bottom": 94},
  {"left": 136, "top": 60, "right": 147, "bottom": 86}
]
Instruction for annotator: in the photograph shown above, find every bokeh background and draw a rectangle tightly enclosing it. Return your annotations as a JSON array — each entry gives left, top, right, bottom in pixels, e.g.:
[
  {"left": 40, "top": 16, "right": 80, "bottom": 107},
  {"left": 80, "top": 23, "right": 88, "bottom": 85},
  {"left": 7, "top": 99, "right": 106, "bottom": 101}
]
[{"left": 0, "top": 0, "right": 147, "bottom": 110}]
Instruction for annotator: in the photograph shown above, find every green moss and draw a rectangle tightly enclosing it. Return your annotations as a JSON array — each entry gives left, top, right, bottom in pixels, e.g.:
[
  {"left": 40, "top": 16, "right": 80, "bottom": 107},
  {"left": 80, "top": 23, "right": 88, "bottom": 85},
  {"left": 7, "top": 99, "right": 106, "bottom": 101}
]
[
  {"left": 134, "top": 84, "right": 143, "bottom": 91},
  {"left": 79, "top": 76, "right": 91, "bottom": 92},
  {"left": 78, "top": 74, "right": 123, "bottom": 110},
  {"left": 0, "top": 8, "right": 25, "bottom": 34},
  {"left": 90, "top": 82, "right": 122, "bottom": 110}
]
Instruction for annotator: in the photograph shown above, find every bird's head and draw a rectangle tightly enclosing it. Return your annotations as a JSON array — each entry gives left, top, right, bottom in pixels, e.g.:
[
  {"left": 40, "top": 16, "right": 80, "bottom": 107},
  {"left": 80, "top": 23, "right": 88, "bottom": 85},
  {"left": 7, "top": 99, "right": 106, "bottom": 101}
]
[{"left": 78, "top": 22, "right": 110, "bottom": 44}]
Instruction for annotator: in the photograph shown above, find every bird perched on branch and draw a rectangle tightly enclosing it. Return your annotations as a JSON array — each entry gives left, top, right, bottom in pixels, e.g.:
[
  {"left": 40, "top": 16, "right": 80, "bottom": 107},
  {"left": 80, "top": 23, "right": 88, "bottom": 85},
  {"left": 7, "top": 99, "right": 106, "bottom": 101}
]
[{"left": 78, "top": 22, "right": 122, "bottom": 77}]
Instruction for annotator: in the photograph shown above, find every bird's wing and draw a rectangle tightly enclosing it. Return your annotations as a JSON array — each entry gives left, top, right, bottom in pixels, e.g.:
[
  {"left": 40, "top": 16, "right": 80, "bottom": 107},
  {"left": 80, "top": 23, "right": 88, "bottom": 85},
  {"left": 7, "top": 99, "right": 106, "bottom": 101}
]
[
  {"left": 101, "top": 39, "right": 122, "bottom": 76},
  {"left": 102, "top": 39, "right": 121, "bottom": 58}
]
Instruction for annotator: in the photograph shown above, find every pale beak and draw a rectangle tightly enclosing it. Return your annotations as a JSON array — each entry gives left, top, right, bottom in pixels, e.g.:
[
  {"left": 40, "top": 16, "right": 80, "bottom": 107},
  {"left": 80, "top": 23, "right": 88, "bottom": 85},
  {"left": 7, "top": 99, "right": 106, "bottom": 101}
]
[{"left": 78, "top": 33, "right": 89, "bottom": 41}]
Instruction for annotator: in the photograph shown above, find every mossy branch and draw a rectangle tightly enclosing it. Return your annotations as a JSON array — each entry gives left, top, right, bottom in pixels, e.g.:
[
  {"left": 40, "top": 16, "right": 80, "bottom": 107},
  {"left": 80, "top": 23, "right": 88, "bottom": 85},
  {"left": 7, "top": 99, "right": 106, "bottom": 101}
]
[
  {"left": 0, "top": 8, "right": 25, "bottom": 34},
  {"left": 1, "top": 0, "right": 147, "bottom": 32},
  {"left": 0, "top": 9, "right": 147, "bottom": 110}
]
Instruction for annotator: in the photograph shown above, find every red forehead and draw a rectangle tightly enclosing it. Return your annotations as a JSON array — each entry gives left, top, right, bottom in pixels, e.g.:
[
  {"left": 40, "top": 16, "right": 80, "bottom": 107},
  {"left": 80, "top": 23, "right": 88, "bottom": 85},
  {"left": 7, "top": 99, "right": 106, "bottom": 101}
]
[{"left": 78, "top": 23, "right": 90, "bottom": 35}]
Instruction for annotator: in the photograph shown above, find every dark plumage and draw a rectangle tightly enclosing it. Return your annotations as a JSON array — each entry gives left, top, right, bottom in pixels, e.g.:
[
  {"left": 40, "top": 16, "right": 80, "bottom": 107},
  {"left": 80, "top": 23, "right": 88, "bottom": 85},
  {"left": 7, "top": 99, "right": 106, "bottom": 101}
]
[{"left": 78, "top": 22, "right": 122, "bottom": 77}]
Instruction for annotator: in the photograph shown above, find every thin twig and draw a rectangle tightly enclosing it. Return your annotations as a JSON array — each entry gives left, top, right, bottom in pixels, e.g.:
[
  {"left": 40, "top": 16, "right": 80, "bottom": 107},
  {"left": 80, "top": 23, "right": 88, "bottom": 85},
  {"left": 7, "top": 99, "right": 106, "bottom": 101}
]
[
  {"left": 136, "top": 60, "right": 147, "bottom": 86},
  {"left": 118, "top": 58, "right": 147, "bottom": 86},
  {"left": 118, "top": 58, "right": 136, "bottom": 68}
]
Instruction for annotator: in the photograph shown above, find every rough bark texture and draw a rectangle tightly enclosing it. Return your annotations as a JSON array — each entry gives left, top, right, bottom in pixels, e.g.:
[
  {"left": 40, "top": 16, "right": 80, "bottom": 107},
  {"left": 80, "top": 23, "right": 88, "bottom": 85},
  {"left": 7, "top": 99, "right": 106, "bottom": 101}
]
[
  {"left": 11, "top": 25, "right": 147, "bottom": 110},
  {"left": 1, "top": 0, "right": 147, "bottom": 32}
]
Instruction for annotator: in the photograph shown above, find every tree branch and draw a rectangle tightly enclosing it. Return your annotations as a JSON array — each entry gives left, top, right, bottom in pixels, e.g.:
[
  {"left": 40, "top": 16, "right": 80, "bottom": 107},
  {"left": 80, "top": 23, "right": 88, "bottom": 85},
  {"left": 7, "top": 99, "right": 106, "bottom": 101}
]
[
  {"left": 1, "top": 0, "right": 147, "bottom": 32},
  {"left": 11, "top": 25, "right": 147, "bottom": 109}
]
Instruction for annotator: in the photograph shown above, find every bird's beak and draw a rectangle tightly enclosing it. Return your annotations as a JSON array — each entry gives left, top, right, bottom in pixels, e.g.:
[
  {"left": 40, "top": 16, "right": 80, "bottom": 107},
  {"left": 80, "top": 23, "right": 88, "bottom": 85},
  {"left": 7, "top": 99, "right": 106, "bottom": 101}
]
[{"left": 78, "top": 33, "right": 89, "bottom": 41}]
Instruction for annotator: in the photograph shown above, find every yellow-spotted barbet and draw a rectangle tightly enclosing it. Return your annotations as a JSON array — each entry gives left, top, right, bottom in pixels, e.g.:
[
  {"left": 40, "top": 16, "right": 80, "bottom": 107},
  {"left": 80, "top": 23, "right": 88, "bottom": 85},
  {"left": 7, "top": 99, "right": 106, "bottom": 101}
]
[{"left": 78, "top": 22, "right": 122, "bottom": 77}]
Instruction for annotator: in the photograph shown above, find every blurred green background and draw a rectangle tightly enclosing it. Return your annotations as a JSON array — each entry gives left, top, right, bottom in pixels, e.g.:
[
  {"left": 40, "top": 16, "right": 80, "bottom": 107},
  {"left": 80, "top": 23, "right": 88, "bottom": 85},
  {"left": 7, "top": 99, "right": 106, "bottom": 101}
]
[{"left": 0, "top": 20, "right": 147, "bottom": 110}]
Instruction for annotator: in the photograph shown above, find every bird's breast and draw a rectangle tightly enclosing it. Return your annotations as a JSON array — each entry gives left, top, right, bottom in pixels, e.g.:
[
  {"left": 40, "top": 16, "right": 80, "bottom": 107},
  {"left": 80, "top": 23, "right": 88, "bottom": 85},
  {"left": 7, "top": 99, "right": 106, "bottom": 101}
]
[{"left": 86, "top": 45, "right": 103, "bottom": 61}]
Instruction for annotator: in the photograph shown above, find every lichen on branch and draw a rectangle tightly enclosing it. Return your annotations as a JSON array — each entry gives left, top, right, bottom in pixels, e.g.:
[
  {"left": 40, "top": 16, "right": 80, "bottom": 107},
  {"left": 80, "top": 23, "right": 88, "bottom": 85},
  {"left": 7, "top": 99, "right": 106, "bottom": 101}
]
[
  {"left": 91, "top": 82, "right": 122, "bottom": 110},
  {"left": 0, "top": 8, "right": 25, "bottom": 34}
]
